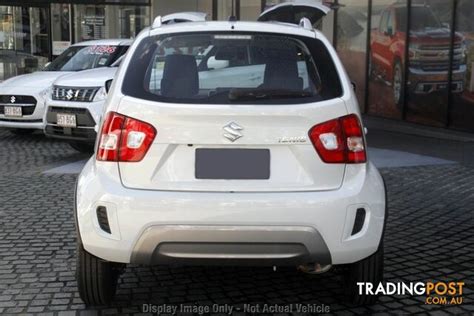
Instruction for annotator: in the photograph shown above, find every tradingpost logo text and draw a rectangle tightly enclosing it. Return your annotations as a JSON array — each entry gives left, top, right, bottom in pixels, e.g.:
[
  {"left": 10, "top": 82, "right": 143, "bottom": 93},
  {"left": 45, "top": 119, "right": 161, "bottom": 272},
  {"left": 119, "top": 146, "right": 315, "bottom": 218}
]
[{"left": 357, "top": 281, "right": 465, "bottom": 305}]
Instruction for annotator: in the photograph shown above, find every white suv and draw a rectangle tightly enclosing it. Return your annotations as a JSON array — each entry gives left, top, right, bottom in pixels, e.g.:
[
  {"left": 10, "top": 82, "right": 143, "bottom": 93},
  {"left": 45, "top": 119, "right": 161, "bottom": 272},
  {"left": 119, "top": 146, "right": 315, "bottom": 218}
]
[
  {"left": 44, "top": 13, "right": 208, "bottom": 153},
  {"left": 75, "top": 5, "right": 386, "bottom": 306},
  {"left": 0, "top": 39, "right": 130, "bottom": 135},
  {"left": 44, "top": 60, "right": 121, "bottom": 152}
]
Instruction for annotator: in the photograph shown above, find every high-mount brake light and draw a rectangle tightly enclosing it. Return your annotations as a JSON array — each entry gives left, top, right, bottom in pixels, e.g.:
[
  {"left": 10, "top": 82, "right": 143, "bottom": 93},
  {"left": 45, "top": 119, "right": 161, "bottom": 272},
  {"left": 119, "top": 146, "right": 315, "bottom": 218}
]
[
  {"left": 309, "top": 114, "right": 367, "bottom": 164},
  {"left": 97, "top": 112, "right": 156, "bottom": 162}
]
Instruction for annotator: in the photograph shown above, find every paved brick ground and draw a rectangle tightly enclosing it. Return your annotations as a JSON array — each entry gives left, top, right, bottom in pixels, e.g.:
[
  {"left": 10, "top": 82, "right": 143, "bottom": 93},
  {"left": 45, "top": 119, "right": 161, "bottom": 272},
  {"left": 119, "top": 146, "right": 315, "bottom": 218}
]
[{"left": 0, "top": 129, "right": 472, "bottom": 315}]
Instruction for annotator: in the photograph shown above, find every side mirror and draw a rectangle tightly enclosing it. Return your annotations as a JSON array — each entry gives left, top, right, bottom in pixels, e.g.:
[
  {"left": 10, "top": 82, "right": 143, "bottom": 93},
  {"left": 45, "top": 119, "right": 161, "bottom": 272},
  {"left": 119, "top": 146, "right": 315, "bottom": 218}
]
[
  {"left": 351, "top": 81, "right": 357, "bottom": 92},
  {"left": 442, "top": 22, "right": 450, "bottom": 29},
  {"left": 43, "top": 62, "right": 51, "bottom": 70},
  {"left": 105, "top": 79, "right": 113, "bottom": 93},
  {"left": 207, "top": 56, "right": 229, "bottom": 70}
]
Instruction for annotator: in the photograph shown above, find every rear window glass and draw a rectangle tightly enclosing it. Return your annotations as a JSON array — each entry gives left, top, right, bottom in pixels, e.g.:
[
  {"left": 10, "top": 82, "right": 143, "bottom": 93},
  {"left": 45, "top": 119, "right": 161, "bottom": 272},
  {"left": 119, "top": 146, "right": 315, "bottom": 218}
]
[{"left": 122, "top": 32, "right": 342, "bottom": 104}]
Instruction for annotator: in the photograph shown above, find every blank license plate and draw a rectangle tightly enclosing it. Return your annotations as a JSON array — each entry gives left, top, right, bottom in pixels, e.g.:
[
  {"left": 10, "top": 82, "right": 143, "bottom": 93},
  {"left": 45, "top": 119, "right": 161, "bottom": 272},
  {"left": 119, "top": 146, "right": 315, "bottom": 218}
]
[
  {"left": 57, "top": 113, "right": 77, "bottom": 128},
  {"left": 4, "top": 106, "right": 22, "bottom": 117},
  {"left": 195, "top": 148, "right": 270, "bottom": 180}
]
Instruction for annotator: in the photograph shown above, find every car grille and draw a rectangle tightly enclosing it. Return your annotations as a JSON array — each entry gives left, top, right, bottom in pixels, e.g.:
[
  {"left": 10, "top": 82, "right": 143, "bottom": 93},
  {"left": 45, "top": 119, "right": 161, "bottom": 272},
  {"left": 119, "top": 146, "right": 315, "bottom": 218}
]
[
  {"left": 45, "top": 106, "right": 97, "bottom": 141},
  {"left": 0, "top": 95, "right": 37, "bottom": 116},
  {"left": 45, "top": 125, "right": 97, "bottom": 141},
  {"left": 52, "top": 86, "right": 99, "bottom": 102},
  {"left": 411, "top": 61, "right": 463, "bottom": 72},
  {"left": 419, "top": 44, "right": 462, "bottom": 51},
  {"left": 415, "top": 43, "right": 464, "bottom": 72}
]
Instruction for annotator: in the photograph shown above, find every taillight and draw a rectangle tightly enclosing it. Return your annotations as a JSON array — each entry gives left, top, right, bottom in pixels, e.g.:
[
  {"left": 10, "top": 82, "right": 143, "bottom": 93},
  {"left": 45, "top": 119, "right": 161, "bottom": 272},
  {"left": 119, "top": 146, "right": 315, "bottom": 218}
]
[
  {"left": 309, "top": 114, "right": 366, "bottom": 164},
  {"left": 97, "top": 112, "right": 156, "bottom": 162}
]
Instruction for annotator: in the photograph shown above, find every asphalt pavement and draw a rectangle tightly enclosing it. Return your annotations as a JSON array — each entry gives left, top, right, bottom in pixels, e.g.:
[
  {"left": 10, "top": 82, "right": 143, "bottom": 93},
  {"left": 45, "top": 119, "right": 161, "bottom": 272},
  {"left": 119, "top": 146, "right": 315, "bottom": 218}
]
[{"left": 0, "top": 128, "right": 472, "bottom": 315}]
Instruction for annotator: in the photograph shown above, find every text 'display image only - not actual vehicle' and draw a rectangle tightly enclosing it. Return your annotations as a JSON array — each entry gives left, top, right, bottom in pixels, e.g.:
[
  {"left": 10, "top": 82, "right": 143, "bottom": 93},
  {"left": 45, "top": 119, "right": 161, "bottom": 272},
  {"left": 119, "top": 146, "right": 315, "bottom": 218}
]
[{"left": 75, "top": 3, "right": 387, "bottom": 307}]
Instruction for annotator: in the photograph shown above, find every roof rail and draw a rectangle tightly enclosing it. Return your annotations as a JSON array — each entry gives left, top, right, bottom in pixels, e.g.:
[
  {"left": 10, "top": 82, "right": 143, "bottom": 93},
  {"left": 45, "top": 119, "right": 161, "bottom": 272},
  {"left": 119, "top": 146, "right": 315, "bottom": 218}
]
[{"left": 299, "top": 17, "right": 313, "bottom": 30}]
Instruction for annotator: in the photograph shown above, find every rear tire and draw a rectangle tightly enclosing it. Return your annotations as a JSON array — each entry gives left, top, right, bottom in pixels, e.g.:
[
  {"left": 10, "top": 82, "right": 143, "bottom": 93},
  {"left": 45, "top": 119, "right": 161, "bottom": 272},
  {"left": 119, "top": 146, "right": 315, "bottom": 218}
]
[
  {"left": 344, "top": 242, "right": 384, "bottom": 305},
  {"left": 69, "top": 142, "right": 94, "bottom": 153},
  {"left": 10, "top": 129, "right": 35, "bottom": 136},
  {"left": 76, "top": 244, "right": 122, "bottom": 306}
]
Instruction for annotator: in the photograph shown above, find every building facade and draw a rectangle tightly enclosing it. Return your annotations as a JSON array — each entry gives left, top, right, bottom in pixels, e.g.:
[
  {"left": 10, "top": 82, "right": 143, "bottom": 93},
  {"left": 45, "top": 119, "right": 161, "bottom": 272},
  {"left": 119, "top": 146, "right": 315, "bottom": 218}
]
[
  {"left": 338, "top": 0, "right": 474, "bottom": 133},
  {"left": 1, "top": 0, "right": 473, "bottom": 132},
  {"left": 0, "top": 0, "right": 336, "bottom": 82}
]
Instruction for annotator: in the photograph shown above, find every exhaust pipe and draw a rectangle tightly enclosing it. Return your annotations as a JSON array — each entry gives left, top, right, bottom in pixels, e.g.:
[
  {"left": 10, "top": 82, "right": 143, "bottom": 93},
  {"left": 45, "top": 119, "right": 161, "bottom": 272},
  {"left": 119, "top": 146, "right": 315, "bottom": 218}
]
[{"left": 297, "top": 263, "right": 332, "bottom": 275}]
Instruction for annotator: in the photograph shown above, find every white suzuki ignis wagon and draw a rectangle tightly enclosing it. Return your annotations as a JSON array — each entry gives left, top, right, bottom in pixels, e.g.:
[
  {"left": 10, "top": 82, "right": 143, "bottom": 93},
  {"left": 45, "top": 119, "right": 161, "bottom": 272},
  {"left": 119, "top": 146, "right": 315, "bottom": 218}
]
[{"left": 75, "top": 3, "right": 387, "bottom": 306}]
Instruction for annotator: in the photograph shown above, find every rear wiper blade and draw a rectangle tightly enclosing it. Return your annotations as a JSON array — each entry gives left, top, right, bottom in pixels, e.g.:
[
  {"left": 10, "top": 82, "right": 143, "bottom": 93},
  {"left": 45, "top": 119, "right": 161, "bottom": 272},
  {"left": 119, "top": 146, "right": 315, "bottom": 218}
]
[{"left": 229, "top": 88, "right": 312, "bottom": 101}]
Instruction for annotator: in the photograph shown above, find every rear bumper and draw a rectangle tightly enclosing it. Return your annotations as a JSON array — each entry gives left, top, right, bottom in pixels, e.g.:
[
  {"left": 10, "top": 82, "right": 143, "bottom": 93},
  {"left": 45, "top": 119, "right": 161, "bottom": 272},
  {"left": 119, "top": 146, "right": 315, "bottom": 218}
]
[
  {"left": 76, "top": 160, "right": 386, "bottom": 266},
  {"left": 132, "top": 225, "right": 331, "bottom": 266},
  {"left": 0, "top": 119, "right": 44, "bottom": 129}
]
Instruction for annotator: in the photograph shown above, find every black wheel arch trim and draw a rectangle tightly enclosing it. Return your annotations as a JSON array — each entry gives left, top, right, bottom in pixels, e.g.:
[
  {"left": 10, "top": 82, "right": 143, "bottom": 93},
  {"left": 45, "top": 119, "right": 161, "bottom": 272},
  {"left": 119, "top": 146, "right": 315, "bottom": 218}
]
[
  {"left": 74, "top": 177, "right": 84, "bottom": 248},
  {"left": 379, "top": 174, "right": 388, "bottom": 250}
]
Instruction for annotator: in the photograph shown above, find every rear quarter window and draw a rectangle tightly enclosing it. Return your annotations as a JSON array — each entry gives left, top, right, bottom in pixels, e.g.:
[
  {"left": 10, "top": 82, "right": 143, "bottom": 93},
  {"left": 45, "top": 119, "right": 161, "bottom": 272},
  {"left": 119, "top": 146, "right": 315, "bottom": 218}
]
[{"left": 122, "top": 32, "right": 342, "bottom": 104}]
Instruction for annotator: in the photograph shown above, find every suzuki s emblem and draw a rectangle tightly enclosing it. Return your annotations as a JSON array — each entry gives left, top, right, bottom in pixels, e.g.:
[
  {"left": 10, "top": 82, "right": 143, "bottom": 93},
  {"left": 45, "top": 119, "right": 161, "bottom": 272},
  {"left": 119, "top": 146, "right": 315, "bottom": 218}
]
[
  {"left": 66, "top": 89, "right": 74, "bottom": 100},
  {"left": 10, "top": 96, "right": 15, "bottom": 103},
  {"left": 223, "top": 122, "right": 243, "bottom": 142}
]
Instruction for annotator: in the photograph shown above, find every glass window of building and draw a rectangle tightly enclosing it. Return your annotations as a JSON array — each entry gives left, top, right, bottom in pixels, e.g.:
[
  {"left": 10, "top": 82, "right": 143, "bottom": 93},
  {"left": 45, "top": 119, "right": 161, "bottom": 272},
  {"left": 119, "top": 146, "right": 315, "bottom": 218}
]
[
  {"left": 51, "top": 4, "right": 71, "bottom": 56},
  {"left": 405, "top": 0, "right": 454, "bottom": 127},
  {"left": 336, "top": 0, "right": 369, "bottom": 111},
  {"left": 240, "top": 0, "right": 262, "bottom": 21},
  {"left": 367, "top": 0, "right": 407, "bottom": 119},
  {"left": 449, "top": 0, "right": 474, "bottom": 132},
  {"left": 0, "top": 5, "right": 50, "bottom": 81},
  {"left": 152, "top": 0, "right": 213, "bottom": 20},
  {"left": 216, "top": 0, "right": 235, "bottom": 20},
  {"left": 74, "top": 5, "right": 150, "bottom": 42},
  {"left": 263, "top": 0, "right": 285, "bottom": 12}
]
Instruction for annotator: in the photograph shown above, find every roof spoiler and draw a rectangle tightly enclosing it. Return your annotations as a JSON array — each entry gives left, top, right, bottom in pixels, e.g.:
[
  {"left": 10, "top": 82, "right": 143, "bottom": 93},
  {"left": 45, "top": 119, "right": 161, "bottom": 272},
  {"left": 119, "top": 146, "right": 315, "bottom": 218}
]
[{"left": 152, "top": 11, "right": 208, "bottom": 28}]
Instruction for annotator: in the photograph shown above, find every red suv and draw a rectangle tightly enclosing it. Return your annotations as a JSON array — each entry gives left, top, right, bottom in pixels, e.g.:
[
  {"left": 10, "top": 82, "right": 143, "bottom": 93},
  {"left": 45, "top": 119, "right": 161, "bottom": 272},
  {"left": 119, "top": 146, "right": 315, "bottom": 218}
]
[{"left": 370, "top": 3, "right": 466, "bottom": 106}]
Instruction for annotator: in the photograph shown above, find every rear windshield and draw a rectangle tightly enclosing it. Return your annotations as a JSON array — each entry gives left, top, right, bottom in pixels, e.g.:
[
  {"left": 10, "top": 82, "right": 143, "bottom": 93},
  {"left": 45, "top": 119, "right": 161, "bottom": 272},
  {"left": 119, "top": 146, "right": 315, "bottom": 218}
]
[{"left": 123, "top": 32, "right": 342, "bottom": 104}]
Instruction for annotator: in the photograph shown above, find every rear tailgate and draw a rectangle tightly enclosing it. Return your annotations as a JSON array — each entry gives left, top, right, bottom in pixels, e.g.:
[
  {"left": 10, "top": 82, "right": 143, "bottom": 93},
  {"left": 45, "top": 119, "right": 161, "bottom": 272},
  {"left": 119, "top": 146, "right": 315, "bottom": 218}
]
[{"left": 117, "top": 96, "right": 348, "bottom": 192}]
